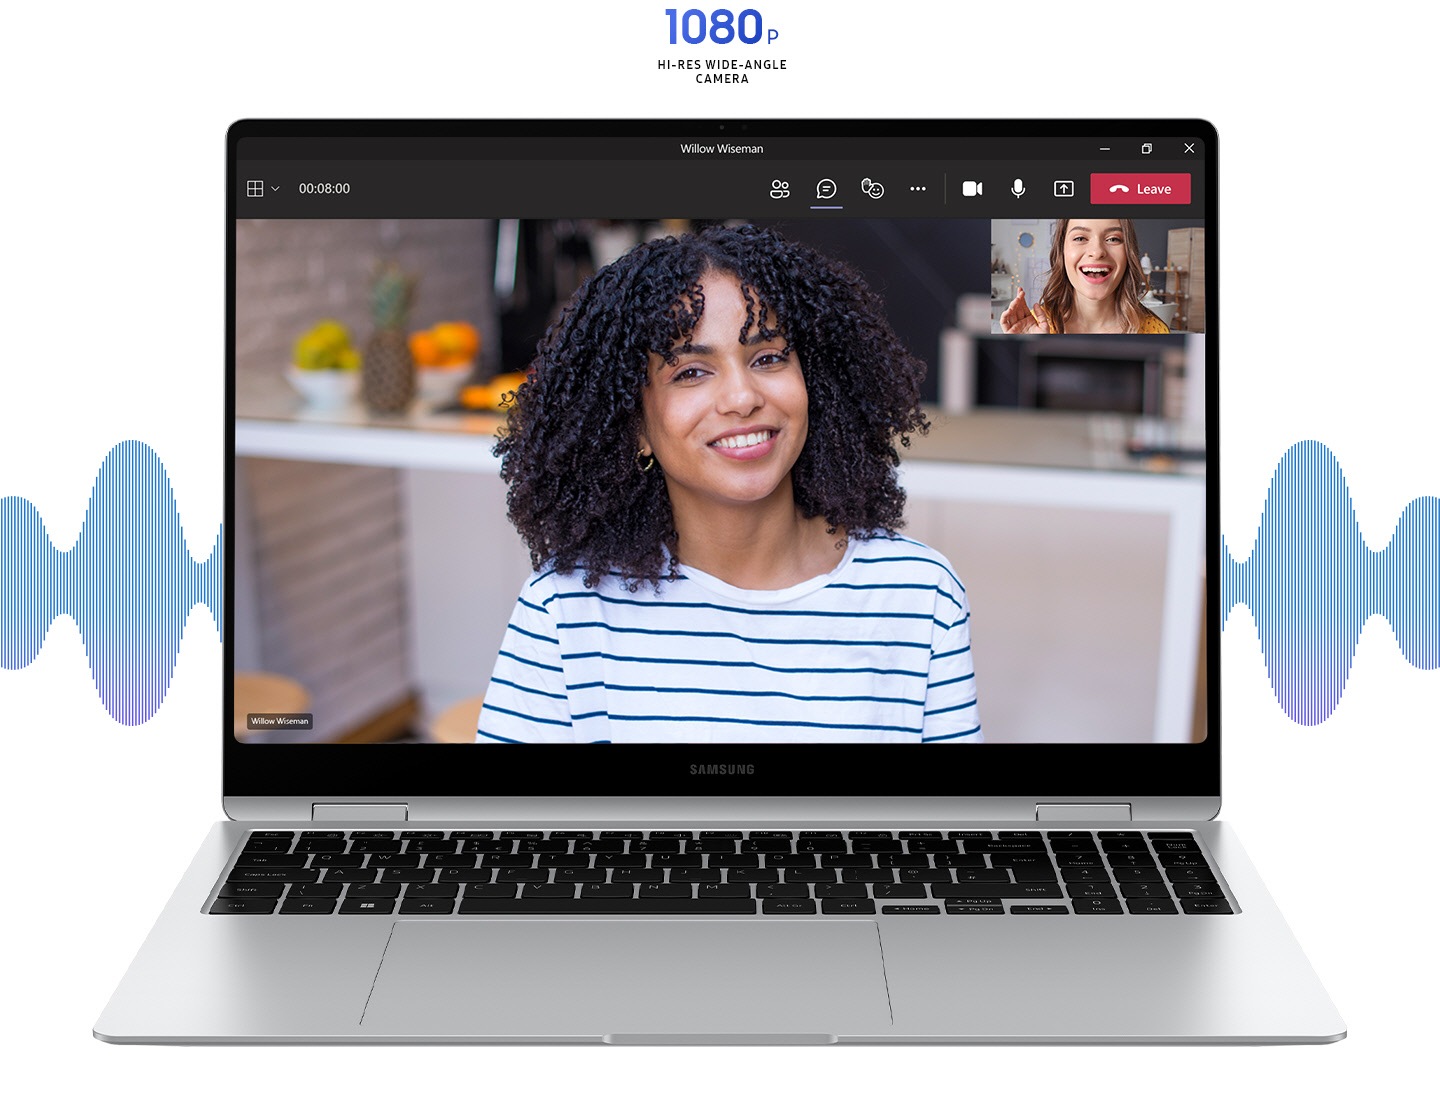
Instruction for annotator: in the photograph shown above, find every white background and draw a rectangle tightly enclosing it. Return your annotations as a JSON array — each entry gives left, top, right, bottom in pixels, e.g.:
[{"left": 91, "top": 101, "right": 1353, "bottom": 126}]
[{"left": 2, "top": 1, "right": 1435, "bottom": 1088}]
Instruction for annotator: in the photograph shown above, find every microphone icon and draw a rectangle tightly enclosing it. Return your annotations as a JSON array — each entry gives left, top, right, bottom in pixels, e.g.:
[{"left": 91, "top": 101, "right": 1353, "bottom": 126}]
[{"left": 1010, "top": 178, "right": 1026, "bottom": 198}]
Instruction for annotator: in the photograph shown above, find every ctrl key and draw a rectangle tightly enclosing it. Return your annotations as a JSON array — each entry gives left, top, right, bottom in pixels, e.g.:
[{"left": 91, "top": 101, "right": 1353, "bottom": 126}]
[{"left": 209, "top": 897, "right": 277, "bottom": 914}]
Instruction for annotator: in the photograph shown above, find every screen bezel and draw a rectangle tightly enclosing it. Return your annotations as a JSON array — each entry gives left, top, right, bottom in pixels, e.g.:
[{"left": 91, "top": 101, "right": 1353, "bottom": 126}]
[{"left": 223, "top": 117, "right": 1220, "bottom": 801}]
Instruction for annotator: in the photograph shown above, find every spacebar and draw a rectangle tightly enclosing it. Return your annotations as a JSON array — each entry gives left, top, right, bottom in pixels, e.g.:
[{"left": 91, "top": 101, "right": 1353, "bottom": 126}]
[{"left": 458, "top": 899, "right": 756, "bottom": 914}]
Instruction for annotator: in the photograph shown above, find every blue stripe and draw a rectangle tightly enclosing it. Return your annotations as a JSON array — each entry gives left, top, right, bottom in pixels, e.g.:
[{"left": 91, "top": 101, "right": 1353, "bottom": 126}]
[
  {"left": 550, "top": 589, "right": 934, "bottom": 623},
  {"left": 828, "top": 581, "right": 964, "bottom": 612},
  {"left": 852, "top": 551, "right": 966, "bottom": 592},
  {"left": 924, "top": 699, "right": 978, "bottom": 716},
  {"left": 559, "top": 650, "right": 929, "bottom": 678},
  {"left": 480, "top": 702, "right": 572, "bottom": 728},
  {"left": 508, "top": 622, "right": 559, "bottom": 645},
  {"left": 475, "top": 726, "right": 523, "bottom": 743},
  {"left": 924, "top": 726, "right": 982, "bottom": 742},
  {"left": 517, "top": 597, "right": 550, "bottom": 615},
  {"left": 555, "top": 619, "right": 927, "bottom": 650},
  {"left": 574, "top": 681, "right": 925, "bottom": 706},
  {"left": 930, "top": 672, "right": 976, "bottom": 689},
  {"left": 589, "top": 713, "right": 922, "bottom": 734},
  {"left": 931, "top": 645, "right": 971, "bottom": 661},
  {"left": 496, "top": 649, "right": 566, "bottom": 674},
  {"left": 489, "top": 676, "right": 567, "bottom": 701}
]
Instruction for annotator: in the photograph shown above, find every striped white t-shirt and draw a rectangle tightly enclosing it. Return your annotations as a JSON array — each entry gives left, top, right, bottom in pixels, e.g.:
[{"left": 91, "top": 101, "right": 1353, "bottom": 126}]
[{"left": 477, "top": 534, "right": 981, "bottom": 744}]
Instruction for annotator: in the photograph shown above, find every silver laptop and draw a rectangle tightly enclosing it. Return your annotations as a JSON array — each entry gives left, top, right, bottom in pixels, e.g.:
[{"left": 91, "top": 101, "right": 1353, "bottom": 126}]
[{"left": 95, "top": 119, "right": 1344, "bottom": 1044}]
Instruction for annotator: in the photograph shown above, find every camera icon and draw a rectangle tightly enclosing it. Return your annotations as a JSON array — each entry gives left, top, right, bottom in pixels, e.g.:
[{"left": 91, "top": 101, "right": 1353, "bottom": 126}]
[{"left": 961, "top": 180, "right": 983, "bottom": 197}]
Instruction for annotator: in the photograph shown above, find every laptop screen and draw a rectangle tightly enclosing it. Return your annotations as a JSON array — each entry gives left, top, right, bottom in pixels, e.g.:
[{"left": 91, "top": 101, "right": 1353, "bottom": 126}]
[{"left": 226, "top": 120, "right": 1217, "bottom": 800}]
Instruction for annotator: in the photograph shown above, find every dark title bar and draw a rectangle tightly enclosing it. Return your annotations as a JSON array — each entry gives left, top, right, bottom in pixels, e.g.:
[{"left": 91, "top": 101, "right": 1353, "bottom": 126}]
[{"left": 238, "top": 135, "right": 1206, "bottom": 162}]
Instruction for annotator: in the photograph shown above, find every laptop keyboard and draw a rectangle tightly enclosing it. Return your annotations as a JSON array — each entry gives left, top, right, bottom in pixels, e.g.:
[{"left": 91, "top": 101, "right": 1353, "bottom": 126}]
[{"left": 210, "top": 829, "right": 1233, "bottom": 916}]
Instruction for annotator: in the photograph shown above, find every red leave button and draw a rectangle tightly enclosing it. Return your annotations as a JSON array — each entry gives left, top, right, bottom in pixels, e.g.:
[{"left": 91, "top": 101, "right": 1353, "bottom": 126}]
[{"left": 1090, "top": 173, "right": 1191, "bottom": 204}]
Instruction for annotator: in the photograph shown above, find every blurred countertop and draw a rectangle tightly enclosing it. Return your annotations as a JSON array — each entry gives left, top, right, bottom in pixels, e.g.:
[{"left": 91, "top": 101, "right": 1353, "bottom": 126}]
[{"left": 237, "top": 372, "right": 1203, "bottom": 479}]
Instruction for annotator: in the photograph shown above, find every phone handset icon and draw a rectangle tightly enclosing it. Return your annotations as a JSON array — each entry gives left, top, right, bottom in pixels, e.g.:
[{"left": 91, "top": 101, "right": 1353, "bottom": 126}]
[{"left": 1109, "top": 183, "right": 1130, "bottom": 194}]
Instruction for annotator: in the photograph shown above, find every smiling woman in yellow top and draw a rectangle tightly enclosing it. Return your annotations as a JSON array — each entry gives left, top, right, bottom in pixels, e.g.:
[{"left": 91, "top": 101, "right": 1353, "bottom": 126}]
[{"left": 1000, "top": 218, "right": 1170, "bottom": 335}]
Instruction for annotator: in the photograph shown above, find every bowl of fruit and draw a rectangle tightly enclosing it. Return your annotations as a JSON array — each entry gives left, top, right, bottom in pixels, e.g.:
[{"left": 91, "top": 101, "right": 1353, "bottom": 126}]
[
  {"left": 288, "top": 320, "right": 360, "bottom": 409},
  {"left": 411, "top": 321, "right": 480, "bottom": 404}
]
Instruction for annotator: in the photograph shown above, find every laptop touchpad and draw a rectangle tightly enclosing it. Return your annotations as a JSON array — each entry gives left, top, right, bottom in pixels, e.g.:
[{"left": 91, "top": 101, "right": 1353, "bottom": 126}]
[{"left": 362, "top": 919, "right": 891, "bottom": 1041}]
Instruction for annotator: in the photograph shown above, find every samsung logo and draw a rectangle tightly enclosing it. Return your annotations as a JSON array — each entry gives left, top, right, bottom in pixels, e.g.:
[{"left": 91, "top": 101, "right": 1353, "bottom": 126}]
[{"left": 689, "top": 764, "right": 756, "bottom": 775}]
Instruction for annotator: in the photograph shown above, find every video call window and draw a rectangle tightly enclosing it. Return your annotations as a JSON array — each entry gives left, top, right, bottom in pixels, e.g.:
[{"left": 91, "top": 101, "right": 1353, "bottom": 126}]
[{"left": 233, "top": 214, "right": 1206, "bottom": 747}]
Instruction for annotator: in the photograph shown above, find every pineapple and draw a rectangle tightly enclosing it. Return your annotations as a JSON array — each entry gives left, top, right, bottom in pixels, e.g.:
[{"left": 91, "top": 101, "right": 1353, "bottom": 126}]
[{"left": 362, "top": 262, "right": 418, "bottom": 413}]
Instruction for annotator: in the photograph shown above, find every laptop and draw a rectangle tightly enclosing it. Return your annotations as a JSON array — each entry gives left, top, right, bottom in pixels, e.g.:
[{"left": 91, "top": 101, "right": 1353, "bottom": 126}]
[{"left": 95, "top": 118, "right": 1345, "bottom": 1044}]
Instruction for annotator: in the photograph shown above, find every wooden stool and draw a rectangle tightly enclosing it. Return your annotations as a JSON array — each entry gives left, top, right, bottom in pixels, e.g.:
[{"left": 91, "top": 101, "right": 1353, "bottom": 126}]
[
  {"left": 233, "top": 672, "right": 311, "bottom": 740},
  {"left": 430, "top": 694, "right": 486, "bottom": 743}
]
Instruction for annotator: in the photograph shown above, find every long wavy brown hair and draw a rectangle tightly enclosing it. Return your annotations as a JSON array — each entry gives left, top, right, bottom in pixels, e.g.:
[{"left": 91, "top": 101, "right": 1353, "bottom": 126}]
[
  {"left": 494, "top": 224, "right": 930, "bottom": 590},
  {"left": 1037, "top": 218, "right": 1161, "bottom": 333}
]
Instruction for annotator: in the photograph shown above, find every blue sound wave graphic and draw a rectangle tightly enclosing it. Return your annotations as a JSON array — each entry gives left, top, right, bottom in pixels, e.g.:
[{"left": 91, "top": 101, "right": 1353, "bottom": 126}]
[
  {"left": 1, "top": 439, "right": 1433, "bottom": 728},
  {"left": 1, "top": 441, "right": 221, "bottom": 725},
  {"left": 1222, "top": 441, "right": 1438, "bottom": 724}
]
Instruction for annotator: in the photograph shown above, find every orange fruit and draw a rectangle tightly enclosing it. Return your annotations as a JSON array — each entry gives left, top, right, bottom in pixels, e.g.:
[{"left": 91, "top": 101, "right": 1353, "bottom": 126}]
[
  {"left": 433, "top": 322, "right": 480, "bottom": 364},
  {"left": 409, "top": 331, "right": 442, "bottom": 367}
]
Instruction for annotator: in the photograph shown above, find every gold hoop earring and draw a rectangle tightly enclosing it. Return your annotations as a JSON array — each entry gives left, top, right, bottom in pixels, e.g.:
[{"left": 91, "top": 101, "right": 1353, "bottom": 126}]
[{"left": 636, "top": 449, "right": 655, "bottom": 472}]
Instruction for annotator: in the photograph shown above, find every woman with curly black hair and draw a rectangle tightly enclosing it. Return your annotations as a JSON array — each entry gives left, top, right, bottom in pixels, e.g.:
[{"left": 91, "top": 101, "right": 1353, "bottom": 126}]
[{"left": 478, "top": 224, "right": 981, "bottom": 744}]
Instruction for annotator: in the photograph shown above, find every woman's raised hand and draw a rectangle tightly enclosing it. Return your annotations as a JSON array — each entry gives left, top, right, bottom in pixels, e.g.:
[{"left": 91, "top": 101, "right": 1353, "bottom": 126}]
[{"left": 999, "top": 288, "right": 1051, "bottom": 334}]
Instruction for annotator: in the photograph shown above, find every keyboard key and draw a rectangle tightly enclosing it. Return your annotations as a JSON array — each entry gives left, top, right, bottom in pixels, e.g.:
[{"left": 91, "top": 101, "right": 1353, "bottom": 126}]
[
  {"left": 639, "top": 883, "right": 692, "bottom": 899},
  {"left": 398, "top": 898, "right": 455, "bottom": 914},
  {"left": 279, "top": 898, "right": 336, "bottom": 914},
  {"left": 522, "top": 884, "right": 578, "bottom": 899},
  {"left": 405, "top": 883, "right": 459, "bottom": 899},
  {"left": 465, "top": 883, "right": 518, "bottom": 898},
  {"left": 1011, "top": 905, "right": 1069, "bottom": 915},
  {"left": 1066, "top": 883, "right": 1118, "bottom": 899},
  {"left": 1181, "top": 898, "right": 1234, "bottom": 914},
  {"left": 946, "top": 904, "right": 1003, "bottom": 914},
  {"left": 932, "top": 883, "right": 1061, "bottom": 899},
  {"left": 698, "top": 884, "right": 752, "bottom": 899},
  {"left": 310, "top": 853, "right": 366, "bottom": 868},
  {"left": 821, "top": 899, "right": 876, "bottom": 915},
  {"left": 762, "top": 899, "right": 817, "bottom": 915},
  {"left": 217, "top": 882, "right": 284, "bottom": 899},
  {"left": 229, "top": 867, "right": 319, "bottom": 883},
  {"left": 756, "top": 884, "right": 809, "bottom": 899},
  {"left": 1126, "top": 898, "right": 1179, "bottom": 914},
  {"left": 380, "top": 868, "right": 436, "bottom": 883},
  {"left": 209, "top": 897, "right": 276, "bottom": 914},
  {"left": 814, "top": 884, "right": 868, "bottom": 899},
  {"left": 1111, "top": 868, "right": 1163, "bottom": 883},
  {"left": 1119, "top": 883, "right": 1171, "bottom": 900},
  {"left": 288, "top": 882, "right": 343, "bottom": 898},
  {"left": 323, "top": 868, "right": 378, "bottom": 883},
  {"left": 1165, "top": 868, "right": 1216, "bottom": 884},
  {"left": 872, "top": 883, "right": 926, "bottom": 899},
  {"left": 340, "top": 898, "right": 396, "bottom": 914},
  {"left": 1172, "top": 882, "right": 1225, "bottom": 899},
  {"left": 881, "top": 904, "right": 940, "bottom": 915},
  {"left": 236, "top": 853, "right": 308, "bottom": 867},
  {"left": 459, "top": 899, "right": 755, "bottom": 914},
  {"left": 347, "top": 883, "right": 401, "bottom": 899},
  {"left": 1072, "top": 898, "right": 1123, "bottom": 915},
  {"left": 581, "top": 884, "right": 635, "bottom": 899}
]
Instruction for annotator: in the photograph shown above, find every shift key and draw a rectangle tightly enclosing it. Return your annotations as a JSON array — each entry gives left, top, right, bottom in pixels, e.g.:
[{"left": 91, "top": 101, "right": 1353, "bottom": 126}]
[{"left": 931, "top": 882, "right": 1061, "bottom": 899}]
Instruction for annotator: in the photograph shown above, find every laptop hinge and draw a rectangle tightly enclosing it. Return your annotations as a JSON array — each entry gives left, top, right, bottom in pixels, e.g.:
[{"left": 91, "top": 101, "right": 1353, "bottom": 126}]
[
  {"left": 1035, "top": 803, "right": 1132, "bottom": 823},
  {"left": 311, "top": 803, "right": 410, "bottom": 823}
]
